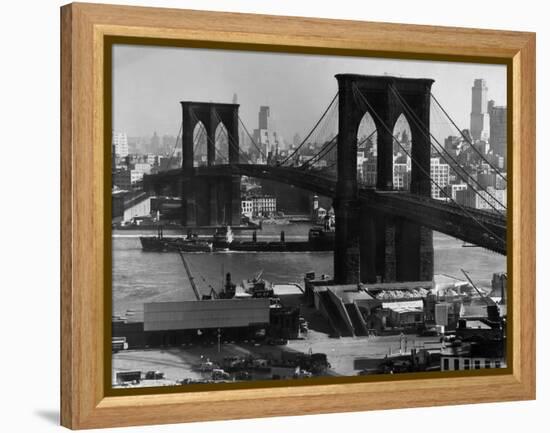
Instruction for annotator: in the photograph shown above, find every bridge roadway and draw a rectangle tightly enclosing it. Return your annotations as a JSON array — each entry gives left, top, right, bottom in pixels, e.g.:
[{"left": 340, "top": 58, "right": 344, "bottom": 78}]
[{"left": 144, "top": 164, "right": 507, "bottom": 255}]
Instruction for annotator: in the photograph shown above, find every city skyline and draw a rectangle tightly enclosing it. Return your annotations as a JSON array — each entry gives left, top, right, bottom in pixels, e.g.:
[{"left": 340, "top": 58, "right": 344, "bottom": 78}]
[
  {"left": 113, "top": 45, "right": 507, "bottom": 143},
  {"left": 111, "top": 50, "right": 508, "bottom": 389}
]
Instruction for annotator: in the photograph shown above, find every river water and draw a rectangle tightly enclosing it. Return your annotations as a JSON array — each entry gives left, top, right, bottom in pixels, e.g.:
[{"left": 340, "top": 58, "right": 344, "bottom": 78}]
[{"left": 112, "top": 223, "right": 505, "bottom": 315}]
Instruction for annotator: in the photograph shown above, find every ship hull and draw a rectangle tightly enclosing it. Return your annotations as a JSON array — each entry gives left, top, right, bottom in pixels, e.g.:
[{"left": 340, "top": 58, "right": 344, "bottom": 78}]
[{"left": 139, "top": 236, "right": 213, "bottom": 253}]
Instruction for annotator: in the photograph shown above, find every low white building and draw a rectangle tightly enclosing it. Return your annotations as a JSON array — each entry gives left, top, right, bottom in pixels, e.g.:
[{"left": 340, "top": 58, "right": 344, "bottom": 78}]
[
  {"left": 241, "top": 200, "right": 253, "bottom": 218},
  {"left": 250, "top": 195, "right": 277, "bottom": 216},
  {"left": 133, "top": 162, "right": 152, "bottom": 174}
]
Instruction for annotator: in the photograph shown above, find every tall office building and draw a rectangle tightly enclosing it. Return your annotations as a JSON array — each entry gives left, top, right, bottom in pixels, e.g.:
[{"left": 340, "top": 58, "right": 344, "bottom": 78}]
[
  {"left": 253, "top": 106, "right": 283, "bottom": 158},
  {"left": 430, "top": 157, "right": 450, "bottom": 199},
  {"left": 112, "top": 131, "right": 129, "bottom": 157},
  {"left": 258, "top": 106, "right": 270, "bottom": 130},
  {"left": 470, "top": 79, "right": 490, "bottom": 141},
  {"left": 488, "top": 100, "right": 507, "bottom": 161}
]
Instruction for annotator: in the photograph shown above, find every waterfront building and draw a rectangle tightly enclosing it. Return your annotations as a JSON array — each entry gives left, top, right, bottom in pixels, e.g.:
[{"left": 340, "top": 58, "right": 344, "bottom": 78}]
[
  {"left": 112, "top": 190, "right": 151, "bottom": 223},
  {"left": 441, "top": 342, "right": 504, "bottom": 371},
  {"left": 241, "top": 199, "right": 253, "bottom": 218},
  {"left": 250, "top": 195, "right": 277, "bottom": 216},
  {"left": 143, "top": 298, "right": 271, "bottom": 332}
]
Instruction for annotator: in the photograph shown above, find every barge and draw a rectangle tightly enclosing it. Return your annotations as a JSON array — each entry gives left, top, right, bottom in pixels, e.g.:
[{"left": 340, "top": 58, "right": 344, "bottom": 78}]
[{"left": 139, "top": 227, "right": 213, "bottom": 252}]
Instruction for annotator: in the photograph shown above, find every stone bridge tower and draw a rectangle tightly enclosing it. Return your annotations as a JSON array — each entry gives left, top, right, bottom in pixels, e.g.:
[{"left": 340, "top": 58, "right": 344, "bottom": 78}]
[
  {"left": 334, "top": 74, "right": 434, "bottom": 284},
  {"left": 181, "top": 101, "right": 241, "bottom": 227}
]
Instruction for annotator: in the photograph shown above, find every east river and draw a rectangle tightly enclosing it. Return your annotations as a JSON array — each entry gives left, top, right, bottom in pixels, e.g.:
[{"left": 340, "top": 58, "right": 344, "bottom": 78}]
[{"left": 112, "top": 223, "right": 506, "bottom": 315}]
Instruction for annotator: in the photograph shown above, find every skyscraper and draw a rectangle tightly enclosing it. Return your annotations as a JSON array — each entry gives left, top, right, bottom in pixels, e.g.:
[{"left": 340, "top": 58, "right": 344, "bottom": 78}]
[
  {"left": 258, "top": 106, "right": 270, "bottom": 130},
  {"left": 488, "top": 100, "right": 507, "bottom": 162},
  {"left": 253, "top": 106, "right": 284, "bottom": 159},
  {"left": 470, "top": 79, "right": 490, "bottom": 141}
]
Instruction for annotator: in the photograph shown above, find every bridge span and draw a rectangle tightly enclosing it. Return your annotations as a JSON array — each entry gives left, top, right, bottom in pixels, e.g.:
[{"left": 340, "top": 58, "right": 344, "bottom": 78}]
[
  {"left": 144, "top": 163, "right": 506, "bottom": 255},
  {"left": 143, "top": 74, "right": 506, "bottom": 284}
]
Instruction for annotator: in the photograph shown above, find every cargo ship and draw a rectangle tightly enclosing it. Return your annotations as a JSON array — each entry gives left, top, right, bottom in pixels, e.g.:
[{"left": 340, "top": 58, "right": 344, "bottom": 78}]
[{"left": 140, "top": 227, "right": 213, "bottom": 252}]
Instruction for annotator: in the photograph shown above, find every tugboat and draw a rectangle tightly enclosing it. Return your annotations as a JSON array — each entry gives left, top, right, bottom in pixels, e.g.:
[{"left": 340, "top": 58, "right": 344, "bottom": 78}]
[
  {"left": 212, "top": 225, "right": 234, "bottom": 250},
  {"left": 307, "top": 213, "right": 335, "bottom": 250},
  {"left": 140, "top": 227, "right": 213, "bottom": 252},
  {"left": 308, "top": 227, "right": 335, "bottom": 250}
]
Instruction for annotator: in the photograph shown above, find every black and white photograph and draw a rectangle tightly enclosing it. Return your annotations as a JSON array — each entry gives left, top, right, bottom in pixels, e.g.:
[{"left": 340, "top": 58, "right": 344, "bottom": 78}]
[{"left": 110, "top": 44, "right": 508, "bottom": 389}]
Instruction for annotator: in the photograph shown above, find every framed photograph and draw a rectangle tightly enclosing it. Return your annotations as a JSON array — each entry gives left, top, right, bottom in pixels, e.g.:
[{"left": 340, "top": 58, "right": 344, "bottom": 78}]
[{"left": 61, "top": 3, "right": 535, "bottom": 429}]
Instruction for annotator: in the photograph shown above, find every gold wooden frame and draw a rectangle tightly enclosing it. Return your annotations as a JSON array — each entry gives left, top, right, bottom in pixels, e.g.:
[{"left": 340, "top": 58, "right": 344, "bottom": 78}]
[{"left": 61, "top": 2, "right": 536, "bottom": 429}]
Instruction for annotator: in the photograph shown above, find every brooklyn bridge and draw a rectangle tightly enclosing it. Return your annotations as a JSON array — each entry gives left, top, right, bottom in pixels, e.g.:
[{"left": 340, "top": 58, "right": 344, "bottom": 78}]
[{"left": 143, "top": 74, "right": 507, "bottom": 285}]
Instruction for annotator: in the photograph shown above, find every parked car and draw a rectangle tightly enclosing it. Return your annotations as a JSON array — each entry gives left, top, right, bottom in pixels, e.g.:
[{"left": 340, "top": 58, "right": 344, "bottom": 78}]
[{"left": 145, "top": 370, "right": 164, "bottom": 380}]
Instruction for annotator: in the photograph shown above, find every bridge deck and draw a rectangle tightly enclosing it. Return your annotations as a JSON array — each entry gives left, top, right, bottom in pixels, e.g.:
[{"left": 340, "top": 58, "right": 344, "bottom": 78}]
[{"left": 144, "top": 164, "right": 507, "bottom": 255}]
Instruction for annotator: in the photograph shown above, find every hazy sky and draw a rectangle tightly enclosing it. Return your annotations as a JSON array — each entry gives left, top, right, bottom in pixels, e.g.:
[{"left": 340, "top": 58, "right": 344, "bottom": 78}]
[{"left": 112, "top": 44, "right": 506, "bottom": 142}]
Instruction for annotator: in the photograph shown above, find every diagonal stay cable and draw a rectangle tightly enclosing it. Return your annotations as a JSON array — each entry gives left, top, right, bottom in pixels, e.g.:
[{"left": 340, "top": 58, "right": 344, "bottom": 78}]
[
  {"left": 193, "top": 121, "right": 207, "bottom": 153},
  {"left": 212, "top": 108, "right": 253, "bottom": 164},
  {"left": 238, "top": 115, "right": 267, "bottom": 161},
  {"left": 352, "top": 83, "right": 505, "bottom": 244},
  {"left": 431, "top": 93, "right": 507, "bottom": 182},
  {"left": 300, "top": 135, "right": 338, "bottom": 168},
  {"left": 391, "top": 84, "right": 505, "bottom": 211},
  {"left": 163, "top": 122, "right": 183, "bottom": 170},
  {"left": 280, "top": 91, "right": 339, "bottom": 166},
  {"left": 392, "top": 86, "right": 505, "bottom": 213},
  {"left": 390, "top": 84, "right": 506, "bottom": 212},
  {"left": 189, "top": 109, "right": 229, "bottom": 164}
]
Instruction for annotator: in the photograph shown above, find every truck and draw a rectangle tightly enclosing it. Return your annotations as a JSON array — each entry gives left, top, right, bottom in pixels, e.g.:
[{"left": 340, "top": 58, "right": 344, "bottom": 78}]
[{"left": 112, "top": 336, "right": 128, "bottom": 353}]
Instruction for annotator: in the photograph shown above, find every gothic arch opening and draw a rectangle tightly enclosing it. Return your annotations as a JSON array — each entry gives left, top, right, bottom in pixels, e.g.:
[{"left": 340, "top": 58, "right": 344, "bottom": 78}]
[
  {"left": 391, "top": 113, "right": 412, "bottom": 191},
  {"left": 192, "top": 121, "right": 207, "bottom": 167},
  {"left": 214, "top": 122, "right": 229, "bottom": 164},
  {"left": 356, "top": 111, "right": 378, "bottom": 186}
]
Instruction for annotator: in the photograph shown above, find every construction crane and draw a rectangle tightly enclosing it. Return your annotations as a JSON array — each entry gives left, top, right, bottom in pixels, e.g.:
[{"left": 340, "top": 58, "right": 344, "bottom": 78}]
[
  {"left": 177, "top": 250, "right": 232, "bottom": 300},
  {"left": 254, "top": 269, "right": 264, "bottom": 282},
  {"left": 178, "top": 250, "right": 202, "bottom": 301},
  {"left": 460, "top": 268, "right": 495, "bottom": 306}
]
